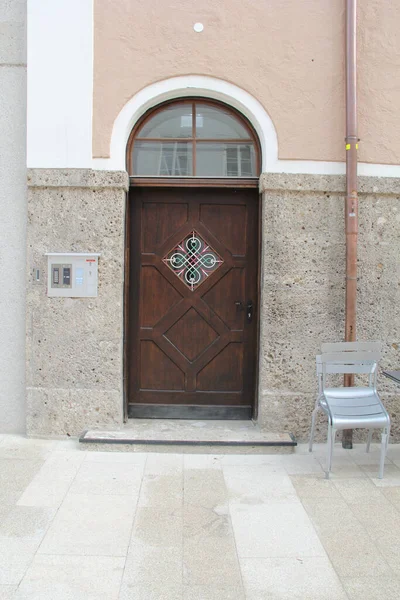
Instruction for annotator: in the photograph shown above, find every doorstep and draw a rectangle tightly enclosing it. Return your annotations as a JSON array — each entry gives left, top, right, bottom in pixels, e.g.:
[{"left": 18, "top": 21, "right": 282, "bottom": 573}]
[{"left": 79, "top": 419, "right": 296, "bottom": 454}]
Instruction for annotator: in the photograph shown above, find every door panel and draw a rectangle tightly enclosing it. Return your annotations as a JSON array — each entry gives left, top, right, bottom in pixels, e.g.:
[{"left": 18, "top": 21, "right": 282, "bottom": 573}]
[
  {"left": 165, "top": 308, "right": 219, "bottom": 362},
  {"left": 140, "top": 266, "right": 182, "bottom": 327},
  {"left": 200, "top": 204, "right": 247, "bottom": 256},
  {"left": 142, "top": 202, "right": 188, "bottom": 252},
  {"left": 140, "top": 341, "right": 185, "bottom": 390},
  {"left": 197, "top": 343, "right": 244, "bottom": 391},
  {"left": 202, "top": 268, "right": 245, "bottom": 330},
  {"left": 128, "top": 187, "right": 259, "bottom": 419}
]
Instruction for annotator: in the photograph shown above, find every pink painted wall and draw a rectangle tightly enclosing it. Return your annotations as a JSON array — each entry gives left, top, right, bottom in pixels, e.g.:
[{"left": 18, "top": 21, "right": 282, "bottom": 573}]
[{"left": 93, "top": 0, "right": 400, "bottom": 165}]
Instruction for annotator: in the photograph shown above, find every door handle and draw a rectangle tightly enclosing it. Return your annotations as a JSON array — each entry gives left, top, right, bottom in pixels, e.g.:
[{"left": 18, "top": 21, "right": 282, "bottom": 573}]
[{"left": 246, "top": 301, "right": 253, "bottom": 323}]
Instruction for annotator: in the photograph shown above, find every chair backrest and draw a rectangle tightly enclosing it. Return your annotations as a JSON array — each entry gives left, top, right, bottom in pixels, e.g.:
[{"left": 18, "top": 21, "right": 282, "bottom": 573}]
[
  {"left": 321, "top": 351, "right": 380, "bottom": 374},
  {"left": 316, "top": 349, "right": 380, "bottom": 390},
  {"left": 321, "top": 341, "right": 381, "bottom": 354}
]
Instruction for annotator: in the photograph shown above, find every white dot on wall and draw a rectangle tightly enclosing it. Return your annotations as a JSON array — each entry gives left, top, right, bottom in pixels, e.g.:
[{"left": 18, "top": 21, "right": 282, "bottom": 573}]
[{"left": 193, "top": 23, "right": 204, "bottom": 33}]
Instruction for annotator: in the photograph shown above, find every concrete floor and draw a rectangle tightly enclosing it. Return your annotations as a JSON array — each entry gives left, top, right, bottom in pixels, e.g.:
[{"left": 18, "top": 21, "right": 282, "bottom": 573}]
[{"left": 1, "top": 435, "right": 400, "bottom": 599}]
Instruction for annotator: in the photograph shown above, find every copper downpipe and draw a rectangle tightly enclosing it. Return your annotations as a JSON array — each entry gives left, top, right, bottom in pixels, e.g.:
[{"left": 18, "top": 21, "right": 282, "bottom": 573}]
[{"left": 342, "top": 0, "right": 358, "bottom": 449}]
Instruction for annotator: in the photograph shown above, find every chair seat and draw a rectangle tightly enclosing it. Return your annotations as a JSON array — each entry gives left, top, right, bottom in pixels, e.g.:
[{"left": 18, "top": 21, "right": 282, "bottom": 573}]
[
  {"left": 322, "top": 387, "right": 389, "bottom": 430},
  {"left": 324, "top": 386, "right": 376, "bottom": 398}
]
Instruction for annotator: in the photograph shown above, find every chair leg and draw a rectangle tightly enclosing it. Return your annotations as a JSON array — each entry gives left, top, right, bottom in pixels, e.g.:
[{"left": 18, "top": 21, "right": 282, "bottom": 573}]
[
  {"left": 379, "top": 429, "right": 388, "bottom": 480},
  {"left": 325, "top": 424, "right": 335, "bottom": 479},
  {"left": 386, "top": 424, "right": 391, "bottom": 451},
  {"left": 309, "top": 407, "right": 319, "bottom": 452},
  {"left": 366, "top": 429, "right": 373, "bottom": 453}
]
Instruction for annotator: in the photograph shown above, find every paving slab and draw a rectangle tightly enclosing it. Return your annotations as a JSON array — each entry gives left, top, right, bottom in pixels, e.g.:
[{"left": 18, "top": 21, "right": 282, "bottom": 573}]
[
  {"left": 14, "top": 555, "right": 124, "bottom": 600},
  {"left": 223, "top": 465, "right": 299, "bottom": 505},
  {"left": 38, "top": 493, "right": 136, "bottom": 556},
  {"left": 320, "top": 463, "right": 367, "bottom": 478},
  {"left": 0, "top": 504, "right": 56, "bottom": 586},
  {"left": 145, "top": 453, "right": 183, "bottom": 474},
  {"left": 17, "top": 452, "right": 84, "bottom": 508},
  {"left": 350, "top": 448, "right": 393, "bottom": 467},
  {"left": 341, "top": 576, "right": 400, "bottom": 600},
  {"left": 349, "top": 498, "right": 400, "bottom": 540},
  {"left": 301, "top": 497, "right": 358, "bottom": 534},
  {"left": 123, "top": 545, "right": 182, "bottom": 586},
  {"left": 0, "top": 505, "right": 12, "bottom": 523},
  {"left": 69, "top": 461, "right": 144, "bottom": 496},
  {"left": 318, "top": 525, "right": 391, "bottom": 578},
  {"left": 214, "top": 454, "right": 283, "bottom": 467},
  {"left": 138, "top": 472, "right": 183, "bottom": 509},
  {"left": 230, "top": 503, "right": 325, "bottom": 558},
  {"left": 362, "top": 464, "right": 400, "bottom": 486},
  {"left": 183, "top": 586, "right": 245, "bottom": 600},
  {"left": 131, "top": 506, "right": 183, "bottom": 549},
  {"left": 375, "top": 532, "right": 400, "bottom": 573},
  {"left": 0, "top": 538, "right": 39, "bottom": 585},
  {"left": 0, "top": 506, "right": 56, "bottom": 541},
  {"left": 184, "top": 504, "right": 231, "bottom": 540},
  {"left": 84, "top": 451, "right": 147, "bottom": 465},
  {"left": 1, "top": 436, "right": 400, "bottom": 600},
  {"left": 279, "top": 453, "right": 324, "bottom": 474},
  {"left": 183, "top": 455, "right": 223, "bottom": 470},
  {"left": 332, "top": 476, "right": 386, "bottom": 504},
  {"left": 291, "top": 474, "right": 343, "bottom": 500},
  {"left": 0, "top": 586, "right": 17, "bottom": 599},
  {"left": 381, "top": 485, "right": 400, "bottom": 508},
  {"left": 183, "top": 535, "right": 242, "bottom": 587},
  {"left": 301, "top": 498, "right": 392, "bottom": 576},
  {"left": 118, "top": 582, "right": 183, "bottom": 599},
  {"left": 0, "top": 437, "right": 58, "bottom": 461},
  {"left": 0, "top": 459, "right": 44, "bottom": 506},
  {"left": 184, "top": 468, "right": 229, "bottom": 509},
  {"left": 241, "top": 556, "right": 348, "bottom": 600}
]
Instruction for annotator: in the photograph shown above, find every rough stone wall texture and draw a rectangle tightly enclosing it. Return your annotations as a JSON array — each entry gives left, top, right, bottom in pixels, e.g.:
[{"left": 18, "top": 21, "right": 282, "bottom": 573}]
[
  {"left": 26, "top": 170, "right": 400, "bottom": 442},
  {"left": 26, "top": 170, "right": 129, "bottom": 436},
  {"left": 93, "top": 0, "right": 400, "bottom": 165},
  {"left": 258, "top": 174, "right": 400, "bottom": 442}
]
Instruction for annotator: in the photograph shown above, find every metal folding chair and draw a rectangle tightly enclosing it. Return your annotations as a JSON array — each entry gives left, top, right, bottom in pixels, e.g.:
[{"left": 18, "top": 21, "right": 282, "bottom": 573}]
[{"left": 309, "top": 342, "right": 390, "bottom": 479}]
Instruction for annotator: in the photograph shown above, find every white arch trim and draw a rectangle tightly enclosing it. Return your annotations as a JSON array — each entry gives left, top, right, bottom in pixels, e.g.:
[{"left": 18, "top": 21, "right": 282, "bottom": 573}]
[
  {"left": 92, "top": 75, "right": 400, "bottom": 177},
  {"left": 93, "top": 76, "right": 278, "bottom": 172}
]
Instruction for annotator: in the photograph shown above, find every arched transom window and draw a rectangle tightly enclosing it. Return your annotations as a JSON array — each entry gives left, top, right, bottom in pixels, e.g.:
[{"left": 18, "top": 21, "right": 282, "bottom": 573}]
[{"left": 128, "top": 100, "right": 259, "bottom": 177}]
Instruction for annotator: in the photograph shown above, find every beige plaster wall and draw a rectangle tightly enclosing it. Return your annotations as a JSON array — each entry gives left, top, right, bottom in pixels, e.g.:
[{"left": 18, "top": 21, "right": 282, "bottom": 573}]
[
  {"left": 93, "top": 0, "right": 400, "bottom": 165},
  {"left": 258, "top": 174, "right": 400, "bottom": 441}
]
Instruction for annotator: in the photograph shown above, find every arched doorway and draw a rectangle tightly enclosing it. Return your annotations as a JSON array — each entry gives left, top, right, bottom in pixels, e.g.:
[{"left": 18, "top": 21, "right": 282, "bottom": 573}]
[{"left": 125, "top": 99, "right": 261, "bottom": 419}]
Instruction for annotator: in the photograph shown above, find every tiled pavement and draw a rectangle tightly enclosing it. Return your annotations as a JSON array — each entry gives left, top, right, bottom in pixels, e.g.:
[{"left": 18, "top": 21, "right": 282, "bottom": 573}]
[{"left": 1, "top": 435, "right": 400, "bottom": 598}]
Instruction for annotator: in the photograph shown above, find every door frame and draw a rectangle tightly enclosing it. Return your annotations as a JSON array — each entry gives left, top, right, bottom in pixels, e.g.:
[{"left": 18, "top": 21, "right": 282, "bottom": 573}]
[
  {"left": 123, "top": 94, "right": 263, "bottom": 421},
  {"left": 123, "top": 177, "right": 262, "bottom": 421}
]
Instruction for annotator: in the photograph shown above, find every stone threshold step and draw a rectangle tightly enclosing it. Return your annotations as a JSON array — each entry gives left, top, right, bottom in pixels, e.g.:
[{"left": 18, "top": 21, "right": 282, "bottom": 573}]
[{"left": 79, "top": 420, "right": 296, "bottom": 454}]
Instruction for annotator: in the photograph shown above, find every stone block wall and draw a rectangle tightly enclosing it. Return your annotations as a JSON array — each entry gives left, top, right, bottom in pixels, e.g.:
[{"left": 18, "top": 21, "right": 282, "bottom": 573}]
[
  {"left": 26, "top": 170, "right": 128, "bottom": 436},
  {"left": 25, "top": 170, "right": 400, "bottom": 441},
  {"left": 258, "top": 174, "right": 400, "bottom": 441}
]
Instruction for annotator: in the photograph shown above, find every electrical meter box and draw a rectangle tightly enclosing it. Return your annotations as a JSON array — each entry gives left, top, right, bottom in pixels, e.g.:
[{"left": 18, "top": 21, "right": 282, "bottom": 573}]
[{"left": 46, "top": 253, "right": 100, "bottom": 298}]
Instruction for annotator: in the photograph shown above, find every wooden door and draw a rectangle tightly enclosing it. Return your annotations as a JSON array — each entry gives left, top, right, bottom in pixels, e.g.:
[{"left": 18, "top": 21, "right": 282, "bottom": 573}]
[{"left": 127, "top": 187, "right": 259, "bottom": 419}]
